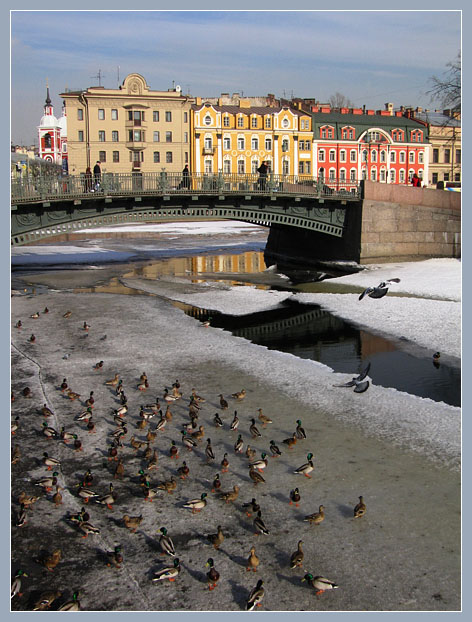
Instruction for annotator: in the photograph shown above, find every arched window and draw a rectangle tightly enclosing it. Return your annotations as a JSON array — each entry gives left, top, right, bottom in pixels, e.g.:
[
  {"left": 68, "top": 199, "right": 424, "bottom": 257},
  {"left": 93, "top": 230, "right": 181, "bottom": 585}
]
[{"left": 44, "top": 133, "right": 51, "bottom": 149}]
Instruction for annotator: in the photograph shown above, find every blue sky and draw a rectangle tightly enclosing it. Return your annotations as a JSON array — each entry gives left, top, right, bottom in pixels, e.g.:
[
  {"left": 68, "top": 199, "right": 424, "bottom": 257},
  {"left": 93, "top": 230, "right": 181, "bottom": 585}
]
[{"left": 10, "top": 9, "right": 461, "bottom": 145}]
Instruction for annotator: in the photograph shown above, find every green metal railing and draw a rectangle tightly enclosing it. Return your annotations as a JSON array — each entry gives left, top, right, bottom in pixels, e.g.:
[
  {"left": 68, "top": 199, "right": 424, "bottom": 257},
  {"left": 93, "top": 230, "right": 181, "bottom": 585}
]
[{"left": 11, "top": 172, "right": 361, "bottom": 205}]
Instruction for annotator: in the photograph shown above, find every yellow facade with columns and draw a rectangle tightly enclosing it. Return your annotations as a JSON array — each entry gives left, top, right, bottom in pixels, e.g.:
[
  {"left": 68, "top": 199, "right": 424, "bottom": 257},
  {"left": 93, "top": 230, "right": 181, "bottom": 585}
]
[{"left": 190, "top": 100, "right": 313, "bottom": 177}]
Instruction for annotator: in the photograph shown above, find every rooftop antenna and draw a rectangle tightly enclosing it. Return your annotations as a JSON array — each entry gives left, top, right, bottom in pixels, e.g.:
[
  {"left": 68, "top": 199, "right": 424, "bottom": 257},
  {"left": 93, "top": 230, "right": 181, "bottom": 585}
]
[{"left": 91, "top": 69, "right": 105, "bottom": 86}]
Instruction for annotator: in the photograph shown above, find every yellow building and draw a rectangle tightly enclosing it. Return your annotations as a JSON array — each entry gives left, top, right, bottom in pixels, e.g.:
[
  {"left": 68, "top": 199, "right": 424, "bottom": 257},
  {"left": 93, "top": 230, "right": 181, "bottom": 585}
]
[
  {"left": 60, "top": 73, "right": 194, "bottom": 176},
  {"left": 191, "top": 99, "right": 313, "bottom": 177}
]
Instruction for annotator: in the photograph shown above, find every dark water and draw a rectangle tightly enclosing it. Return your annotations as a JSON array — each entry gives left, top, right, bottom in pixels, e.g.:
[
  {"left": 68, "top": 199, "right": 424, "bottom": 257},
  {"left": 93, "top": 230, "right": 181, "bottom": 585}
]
[{"left": 174, "top": 298, "right": 461, "bottom": 407}]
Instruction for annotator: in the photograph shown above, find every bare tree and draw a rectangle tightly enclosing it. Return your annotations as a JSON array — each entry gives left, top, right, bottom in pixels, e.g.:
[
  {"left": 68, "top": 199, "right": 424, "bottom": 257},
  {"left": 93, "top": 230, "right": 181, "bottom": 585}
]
[
  {"left": 427, "top": 52, "right": 461, "bottom": 114},
  {"left": 328, "top": 92, "right": 355, "bottom": 109}
]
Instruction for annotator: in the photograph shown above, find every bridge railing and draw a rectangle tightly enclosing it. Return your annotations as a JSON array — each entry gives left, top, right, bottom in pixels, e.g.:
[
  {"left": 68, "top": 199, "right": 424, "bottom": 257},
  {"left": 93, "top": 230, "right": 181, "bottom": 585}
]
[{"left": 11, "top": 172, "right": 361, "bottom": 204}]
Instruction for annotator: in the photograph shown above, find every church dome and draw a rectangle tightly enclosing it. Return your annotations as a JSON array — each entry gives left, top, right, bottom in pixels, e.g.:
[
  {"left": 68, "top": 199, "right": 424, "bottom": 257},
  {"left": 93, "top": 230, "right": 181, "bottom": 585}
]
[
  {"left": 58, "top": 114, "right": 67, "bottom": 137},
  {"left": 40, "top": 113, "right": 58, "bottom": 128}
]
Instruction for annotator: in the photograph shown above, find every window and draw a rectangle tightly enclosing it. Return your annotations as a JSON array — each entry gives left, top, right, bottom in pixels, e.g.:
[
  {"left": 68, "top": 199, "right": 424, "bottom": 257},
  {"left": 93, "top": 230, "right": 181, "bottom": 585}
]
[
  {"left": 350, "top": 169, "right": 357, "bottom": 182},
  {"left": 299, "top": 162, "right": 304, "bottom": 174},
  {"left": 329, "top": 149, "right": 336, "bottom": 162},
  {"left": 184, "top": 132, "right": 188, "bottom": 143},
  {"left": 282, "top": 160, "right": 290, "bottom": 175},
  {"left": 153, "top": 151, "right": 160, "bottom": 163},
  {"left": 371, "top": 169, "right": 377, "bottom": 181},
  {"left": 265, "top": 117, "right": 271, "bottom": 128},
  {"left": 237, "top": 116, "right": 244, "bottom": 128},
  {"left": 361, "top": 149, "right": 368, "bottom": 163},
  {"left": 98, "top": 130, "right": 105, "bottom": 142},
  {"left": 390, "top": 169, "right": 396, "bottom": 183},
  {"left": 132, "top": 130, "right": 143, "bottom": 142},
  {"left": 409, "top": 151, "right": 415, "bottom": 163},
  {"left": 444, "top": 172, "right": 450, "bottom": 182},
  {"left": 265, "top": 137, "right": 272, "bottom": 151},
  {"left": 340, "top": 150, "right": 346, "bottom": 162},
  {"left": 166, "top": 151, "right": 173, "bottom": 163},
  {"left": 282, "top": 139, "right": 289, "bottom": 153},
  {"left": 419, "top": 152, "right": 424, "bottom": 164},
  {"left": 113, "top": 151, "right": 119, "bottom": 163},
  {"left": 390, "top": 151, "right": 396, "bottom": 163},
  {"left": 77, "top": 109, "right": 83, "bottom": 121},
  {"left": 399, "top": 170, "right": 406, "bottom": 183},
  {"left": 380, "top": 169, "right": 386, "bottom": 182},
  {"left": 318, "top": 149, "right": 325, "bottom": 162},
  {"left": 329, "top": 168, "right": 336, "bottom": 181},
  {"left": 237, "top": 159, "right": 245, "bottom": 174},
  {"left": 165, "top": 111, "right": 172, "bottom": 122},
  {"left": 129, "top": 110, "right": 144, "bottom": 123},
  {"left": 204, "top": 115, "right": 212, "bottom": 126},
  {"left": 111, "top": 109, "right": 118, "bottom": 120},
  {"left": 282, "top": 118, "right": 289, "bottom": 129},
  {"left": 251, "top": 117, "right": 258, "bottom": 128},
  {"left": 153, "top": 131, "right": 160, "bottom": 142},
  {"left": 350, "top": 150, "right": 357, "bottom": 162},
  {"left": 399, "top": 151, "right": 406, "bottom": 164},
  {"left": 444, "top": 149, "right": 450, "bottom": 164},
  {"left": 380, "top": 150, "right": 386, "bottom": 163},
  {"left": 223, "top": 116, "right": 230, "bottom": 127},
  {"left": 251, "top": 137, "right": 259, "bottom": 150},
  {"left": 340, "top": 169, "right": 346, "bottom": 181},
  {"left": 223, "top": 136, "right": 231, "bottom": 150},
  {"left": 456, "top": 149, "right": 461, "bottom": 164},
  {"left": 185, "top": 152, "right": 188, "bottom": 163},
  {"left": 112, "top": 131, "right": 119, "bottom": 142},
  {"left": 204, "top": 136, "right": 212, "bottom": 149},
  {"left": 305, "top": 162, "right": 311, "bottom": 174},
  {"left": 223, "top": 159, "right": 231, "bottom": 173},
  {"left": 205, "top": 159, "right": 213, "bottom": 173},
  {"left": 237, "top": 136, "right": 245, "bottom": 150},
  {"left": 371, "top": 150, "right": 378, "bottom": 163},
  {"left": 184, "top": 112, "right": 188, "bottom": 123},
  {"left": 78, "top": 130, "right": 84, "bottom": 142},
  {"left": 252, "top": 160, "right": 259, "bottom": 174},
  {"left": 98, "top": 109, "right": 105, "bottom": 120},
  {"left": 166, "top": 131, "right": 172, "bottom": 143},
  {"left": 153, "top": 111, "right": 159, "bottom": 122},
  {"left": 433, "top": 148, "right": 439, "bottom": 163},
  {"left": 432, "top": 172, "right": 438, "bottom": 184},
  {"left": 99, "top": 151, "right": 106, "bottom": 162}
]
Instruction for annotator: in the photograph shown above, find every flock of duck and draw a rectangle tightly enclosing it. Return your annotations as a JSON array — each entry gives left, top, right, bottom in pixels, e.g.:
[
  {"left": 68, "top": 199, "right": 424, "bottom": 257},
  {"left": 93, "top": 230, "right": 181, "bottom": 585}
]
[{"left": 11, "top": 301, "right": 370, "bottom": 612}]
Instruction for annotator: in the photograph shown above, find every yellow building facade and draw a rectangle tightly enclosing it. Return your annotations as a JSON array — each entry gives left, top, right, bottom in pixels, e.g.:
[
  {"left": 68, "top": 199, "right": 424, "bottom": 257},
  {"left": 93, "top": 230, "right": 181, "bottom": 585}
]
[
  {"left": 191, "top": 100, "right": 314, "bottom": 177},
  {"left": 61, "top": 73, "right": 194, "bottom": 176}
]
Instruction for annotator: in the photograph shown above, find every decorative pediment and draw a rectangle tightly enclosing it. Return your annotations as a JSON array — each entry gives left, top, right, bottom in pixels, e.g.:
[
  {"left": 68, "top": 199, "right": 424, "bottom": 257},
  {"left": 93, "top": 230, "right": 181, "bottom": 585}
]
[{"left": 121, "top": 74, "right": 150, "bottom": 96}]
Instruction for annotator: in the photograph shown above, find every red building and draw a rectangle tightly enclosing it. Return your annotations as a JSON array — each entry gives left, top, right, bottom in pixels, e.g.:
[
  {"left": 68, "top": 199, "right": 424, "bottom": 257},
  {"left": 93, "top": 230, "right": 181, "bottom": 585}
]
[
  {"left": 37, "top": 84, "right": 68, "bottom": 172},
  {"left": 311, "top": 104, "right": 430, "bottom": 190}
]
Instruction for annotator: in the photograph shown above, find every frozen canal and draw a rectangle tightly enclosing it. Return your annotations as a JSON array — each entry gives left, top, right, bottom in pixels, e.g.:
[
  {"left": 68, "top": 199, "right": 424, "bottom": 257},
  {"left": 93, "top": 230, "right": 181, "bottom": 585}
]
[{"left": 11, "top": 222, "right": 461, "bottom": 613}]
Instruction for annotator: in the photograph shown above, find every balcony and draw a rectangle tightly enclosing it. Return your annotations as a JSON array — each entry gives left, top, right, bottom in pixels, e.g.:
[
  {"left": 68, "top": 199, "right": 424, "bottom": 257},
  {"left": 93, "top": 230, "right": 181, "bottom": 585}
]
[{"left": 203, "top": 146, "right": 215, "bottom": 155}]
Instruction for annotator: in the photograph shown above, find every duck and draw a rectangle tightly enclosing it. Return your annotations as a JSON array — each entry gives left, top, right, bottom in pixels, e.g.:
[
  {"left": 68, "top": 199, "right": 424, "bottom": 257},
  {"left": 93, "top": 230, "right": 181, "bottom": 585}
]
[
  {"left": 139, "top": 372, "right": 148, "bottom": 383},
  {"left": 105, "top": 373, "right": 120, "bottom": 387},
  {"left": 221, "top": 452, "right": 230, "bottom": 473},
  {"left": 58, "top": 591, "right": 81, "bottom": 611},
  {"left": 249, "top": 453, "right": 268, "bottom": 472},
  {"left": 77, "top": 486, "right": 100, "bottom": 503},
  {"left": 246, "top": 546, "right": 260, "bottom": 572},
  {"left": 60, "top": 427, "right": 76, "bottom": 444},
  {"left": 253, "top": 510, "right": 270, "bottom": 535},
  {"left": 169, "top": 440, "right": 179, "bottom": 460},
  {"left": 358, "top": 277, "right": 400, "bottom": 301},
  {"left": 40, "top": 403, "right": 54, "bottom": 418},
  {"left": 183, "top": 492, "right": 207, "bottom": 513},
  {"left": 191, "top": 425, "right": 205, "bottom": 442},
  {"left": 42, "top": 452, "right": 60, "bottom": 471},
  {"left": 249, "top": 419, "right": 262, "bottom": 439},
  {"left": 304, "top": 505, "right": 325, "bottom": 525},
  {"left": 22, "top": 386, "right": 32, "bottom": 398},
  {"left": 73, "top": 436, "right": 83, "bottom": 452},
  {"left": 230, "top": 411, "right": 239, "bottom": 431},
  {"left": 246, "top": 579, "right": 265, "bottom": 611},
  {"left": 143, "top": 482, "right": 160, "bottom": 502},
  {"left": 205, "top": 438, "right": 216, "bottom": 463},
  {"left": 79, "top": 521, "right": 101, "bottom": 538},
  {"left": 82, "top": 469, "right": 94, "bottom": 486},
  {"left": 353, "top": 495, "right": 366, "bottom": 518},
  {"left": 282, "top": 433, "right": 297, "bottom": 449},
  {"left": 30, "top": 311, "right": 40, "bottom": 319},
  {"left": 289, "top": 487, "right": 301, "bottom": 507},
  {"left": 16, "top": 503, "right": 27, "bottom": 527},
  {"left": 28, "top": 333, "right": 36, "bottom": 343},
  {"left": 433, "top": 351, "right": 441, "bottom": 361},
  {"left": 249, "top": 465, "right": 265, "bottom": 486},
  {"left": 302, "top": 573, "right": 339, "bottom": 595},
  {"left": 68, "top": 507, "right": 90, "bottom": 524},
  {"left": 177, "top": 461, "right": 190, "bottom": 480},
  {"left": 137, "top": 379, "right": 149, "bottom": 392},
  {"left": 11, "top": 569, "right": 28, "bottom": 599},
  {"left": 18, "top": 491, "right": 40, "bottom": 509},
  {"left": 181, "top": 430, "right": 197, "bottom": 451},
  {"left": 257, "top": 408, "right": 273, "bottom": 427},
  {"left": 110, "top": 425, "right": 127, "bottom": 440},
  {"left": 219, "top": 394, "right": 229, "bottom": 410},
  {"left": 146, "top": 428, "right": 157, "bottom": 444},
  {"left": 211, "top": 473, "right": 222, "bottom": 493},
  {"left": 269, "top": 440, "right": 282, "bottom": 458},
  {"left": 123, "top": 514, "right": 143, "bottom": 532},
  {"left": 15, "top": 320, "right": 22, "bottom": 329},
  {"left": 157, "top": 476, "right": 177, "bottom": 494},
  {"left": 245, "top": 445, "right": 257, "bottom": 461},
  {"left": 294, "top": 453, "right": 314, "bottom": 478},
  {"left": 11, "top": 416, "right": 20, "bottom": 436},
  {"left": 85, "top": 391, "right": 95, "bottom": 408},
  {"left": 155, "top": 414, "right": 167, "bottom": 432},
  {"left": 63, "top": 310, "right": 72, "bottom": 318},
  {"left": 43, "top": 307, "right": 49, "bottom": 314},
  {"left": 146, "top": 449, "right": 159, "bottom": 471},
  {"left": 191, "top": 388, "right": 205, "bottom": 403},
  {"left": 164, "top": 404, "right": 173, "bottom": 420},
  {"left": 115, "top": 379, "right": 124, "bottom": 395},
  {"left": 95, "top": 483, "right": 117, "bottom": 510},
  {"left": 163, "top": 387, "right": 180, "bottom": 403},
  {"left": 42, "top": 422, "right": 58, "bottom": 439},
  {"left": 152, "top": 558, "right": 181, "bottom": 583},
  {"left": 290, "top": 540, "right": 304, "bottom": 568},
  {"left": 242, "top": 498, "right": 260, "bottom": 517},
  {"left": 130, "top": 436, "right": 145, "bottom": 451},
  {"left": 114, "top": 459, "right": 125, "bottom": 480},
  {"left": 66, "top": 388, "right": 81, "bottom": 401},
  {"left": 213, "top": 412, "right": 224, "bottom": 427},
  {"left": 138, "top": 469, "right": 151, "bottom": 487},
  {"left": 60, "top": 378, "right": 69, "bottom": 392},
  {"left": 33, "top": 590, "right": 62, "bottom": 610},
  {"left": 220, "top": 484, "right": 240, "bottom": 504},
  {"left": 41, "top": 548, "right": 62, "bottom": 571},
  {"left": 36, "top": 472, "right": 59, "bottom": 492},
  {"left": 83, "top": 321, "right": 90, "bottom": 331},
  {"left": 143, "top": 443, "right": 153, "bottom": 462},
  {"left": 11, "top": 445, "right": 21, "bottom": 464},
  {"left": 295, "top": 419, "right": 307, "bottom": 439},
  {"left": 87, "top": 418, "right": 97, "bottom": 434},
  {"left": 52, "top": 485, "right": 63, "bottom": 506},
  {"left": 93, "top": 360, "right": 104, "bottom": 371},
  {"left": 158, "top": 527, "right": 176, "bottom": 556},
  {"left": 76, "top": 407, "right": 93, "bottom": 422},
  {"left": 207, "top": 525, "right": 224, "bottom": 550},
  {"left": 205, "top": 557, "right": 220, "bottom": 590},
  {"left": 232, "top": 389, "right": 246, "bottom": 401},
  {"left": 234, "top": 434, "right": 244, "bottom": 453}
]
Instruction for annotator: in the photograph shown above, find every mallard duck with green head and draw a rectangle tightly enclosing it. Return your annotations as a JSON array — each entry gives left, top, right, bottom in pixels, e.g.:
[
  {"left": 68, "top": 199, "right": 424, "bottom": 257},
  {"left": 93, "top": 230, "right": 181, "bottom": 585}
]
[
  {"left": 58, "top": 591, "right": 81, "bottom": 610},
  {"left": 183, "top": 492, "right": 207, "bottom": 513},
  {"left": 302, "top": 573, "right": 339, "bottom": 595},
  {"left": 152, "top": 558, "right": 181, "bottom": 583},
  {"left": 11, "top": 570, "right": 28, "bottom": 599},
  {"left": 246, "top": 579, "right": 264, "bottom": 610},
  {"left": 158, "top": 527, "right": 176, "bottom": 556},
  {"left": 294, "top": 453, "right": 314, "bottom": 478},
  {"left": 205, "top": 557, "right": 220, "bottom": 590}
]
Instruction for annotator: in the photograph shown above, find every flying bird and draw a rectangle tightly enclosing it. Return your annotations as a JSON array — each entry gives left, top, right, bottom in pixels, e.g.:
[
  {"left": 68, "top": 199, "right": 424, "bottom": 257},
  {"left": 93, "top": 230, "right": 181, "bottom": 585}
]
[
  {"left": 334, "top": 362, "right": 371, "bottom": 393},
  {"left": 358, "top": 278, "right": 401, "bottom": 301}
]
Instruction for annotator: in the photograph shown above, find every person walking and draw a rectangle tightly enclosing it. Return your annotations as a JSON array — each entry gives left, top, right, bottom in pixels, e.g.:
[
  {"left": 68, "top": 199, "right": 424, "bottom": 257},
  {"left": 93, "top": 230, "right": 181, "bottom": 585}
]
[
  {"left": 182, "top": 164, "right": 190, "bottom": 189},
  {"left": 84, "top": 167, "right": 93, "bottom": 192},
  {"left": 257, "top": 161, "right": 268, "bottom": 190},
  {"left": 411, "top": 173, "right": 420, "bottom": 187},
  {"left": 93, "top": 161, "right": 101, "bottom": 190}
]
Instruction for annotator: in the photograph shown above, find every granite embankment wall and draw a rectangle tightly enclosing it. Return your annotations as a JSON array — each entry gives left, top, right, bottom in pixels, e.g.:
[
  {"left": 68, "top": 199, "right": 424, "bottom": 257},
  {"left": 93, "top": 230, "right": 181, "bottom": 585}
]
[{"left": 360, "top": 181, "right": 461, "bottom": 261}]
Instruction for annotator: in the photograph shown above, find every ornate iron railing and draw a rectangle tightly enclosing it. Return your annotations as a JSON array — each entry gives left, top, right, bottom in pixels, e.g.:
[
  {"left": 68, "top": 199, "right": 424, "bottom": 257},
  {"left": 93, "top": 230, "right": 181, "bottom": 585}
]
[{"left": 11, "top": 172, "right": 361, "bottom": 205}]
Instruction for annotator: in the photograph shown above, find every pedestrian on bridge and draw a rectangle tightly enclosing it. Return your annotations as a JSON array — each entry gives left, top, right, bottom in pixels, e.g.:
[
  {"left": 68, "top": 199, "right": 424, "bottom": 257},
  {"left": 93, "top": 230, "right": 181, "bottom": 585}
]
[
  {"left": 257, "top": 161, "right": 268, "bottom": 190},
  {"left": 93, "top": 161, "right": 102, "bottom": 191},
  {"left": 84, "top": 167, "right": 93, "bottom": 193},
  {"left": 181, "top": 164, "right": 190, "bottom": 189}
]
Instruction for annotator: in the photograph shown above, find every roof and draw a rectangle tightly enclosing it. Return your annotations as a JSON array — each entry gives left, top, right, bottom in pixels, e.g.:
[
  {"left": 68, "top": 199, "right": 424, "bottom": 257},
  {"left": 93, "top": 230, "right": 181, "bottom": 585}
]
[
  {"left": 311, "top": 111, "right": 426, "bottom": 128},
  {"left": 192, "top": 103, "right": 307, "bottom": 116},
  {"left": 413, "top": 112, "right": 461, "bottom": 127}
]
